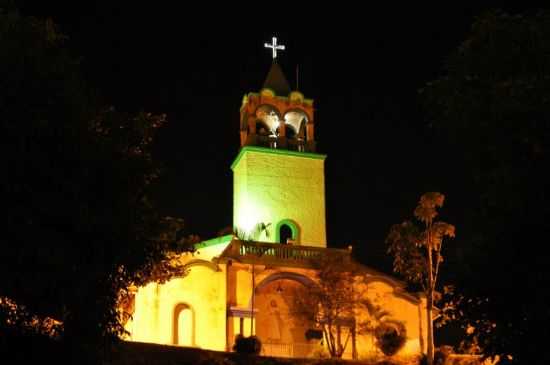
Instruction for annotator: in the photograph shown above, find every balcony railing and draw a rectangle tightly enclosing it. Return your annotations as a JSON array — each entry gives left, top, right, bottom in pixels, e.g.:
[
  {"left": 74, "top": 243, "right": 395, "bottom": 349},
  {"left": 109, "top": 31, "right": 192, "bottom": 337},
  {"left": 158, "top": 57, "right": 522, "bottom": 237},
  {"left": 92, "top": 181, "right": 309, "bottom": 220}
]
[
  {"left": 221, "top": 239, "right": 351, "bottom": 268},
  {"left": 259, "top": 340, "right": 353, "bottom": 359},
  {"left": 260, "top": 341, "right": 320, "bottom": 358}
]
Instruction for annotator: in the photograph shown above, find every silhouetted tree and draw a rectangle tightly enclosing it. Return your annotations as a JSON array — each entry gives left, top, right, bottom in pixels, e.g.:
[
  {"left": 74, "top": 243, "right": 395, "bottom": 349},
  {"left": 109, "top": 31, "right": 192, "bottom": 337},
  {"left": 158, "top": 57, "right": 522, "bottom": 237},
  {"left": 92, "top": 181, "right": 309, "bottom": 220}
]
[
  {"left": 0, "top": 8, "right": 192, "bottom": 363},
  {"left": 420, "top": 9, "right": 550, "bottom": 365},
  {"left": 386, "top": 192, "right": 455, "bottom": 365}
]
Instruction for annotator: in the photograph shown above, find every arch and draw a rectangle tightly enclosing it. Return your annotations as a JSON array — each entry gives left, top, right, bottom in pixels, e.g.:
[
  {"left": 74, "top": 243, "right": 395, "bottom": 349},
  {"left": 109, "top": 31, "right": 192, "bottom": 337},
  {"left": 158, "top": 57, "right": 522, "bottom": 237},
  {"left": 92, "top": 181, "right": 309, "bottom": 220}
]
[
  {"left": 283, "top": 108, "right": 311, "bottom": 131},
  {"left": 255, "top": 271, "right": 317, "bottom": 293},
  {"left": 173, "top": 303, "right": 196, "bottom": 346},
  {"left": 255, "top": 104, "right": 282, "bottom": 134},
  {"left": 247, "top": 271, "right": 318, "bottom": 309},
  {"left": 252, "top": 272, "right": 319, "bottom": 350},
  {"left": 180, "top": 259, "right": 220, "bottom": 274},
  {"left": 275, "top": 219, "right": 300, "bottom": 244}
]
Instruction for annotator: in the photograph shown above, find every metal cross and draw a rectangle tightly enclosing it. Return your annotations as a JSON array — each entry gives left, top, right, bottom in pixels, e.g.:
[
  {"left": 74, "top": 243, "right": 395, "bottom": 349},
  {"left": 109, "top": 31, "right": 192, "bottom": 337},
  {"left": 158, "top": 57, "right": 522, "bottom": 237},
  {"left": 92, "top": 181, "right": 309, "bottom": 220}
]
[{"left": 264, "top": 37, "right": 285, "bottom": 60}]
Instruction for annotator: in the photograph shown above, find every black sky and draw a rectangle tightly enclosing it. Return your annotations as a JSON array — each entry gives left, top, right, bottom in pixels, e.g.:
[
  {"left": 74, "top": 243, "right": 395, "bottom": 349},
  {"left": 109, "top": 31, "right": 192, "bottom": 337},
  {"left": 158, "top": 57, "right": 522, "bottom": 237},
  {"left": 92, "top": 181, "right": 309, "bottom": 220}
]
[{"left": 19, "top": 2, "right": 533, "bottom": 271}]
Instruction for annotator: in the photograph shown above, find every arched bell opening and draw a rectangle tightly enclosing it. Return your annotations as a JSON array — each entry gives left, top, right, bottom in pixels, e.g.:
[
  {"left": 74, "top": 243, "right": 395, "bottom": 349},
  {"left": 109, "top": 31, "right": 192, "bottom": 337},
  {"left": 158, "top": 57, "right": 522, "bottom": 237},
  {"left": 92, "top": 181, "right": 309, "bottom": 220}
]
[
  {"left": 284, "top": 109, "right": 309, "bottom": 138},
  {"left": 256, "top": 104, "right": 282, "bottom": 135}
]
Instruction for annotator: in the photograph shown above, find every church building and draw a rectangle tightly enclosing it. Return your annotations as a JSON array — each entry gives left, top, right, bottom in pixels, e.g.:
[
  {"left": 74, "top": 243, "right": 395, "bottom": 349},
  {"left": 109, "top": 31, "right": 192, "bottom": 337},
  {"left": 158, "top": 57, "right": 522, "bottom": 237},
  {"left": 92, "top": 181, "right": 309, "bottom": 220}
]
[{"left": 123, "top": 38, "right": 428, "bottom": 360}]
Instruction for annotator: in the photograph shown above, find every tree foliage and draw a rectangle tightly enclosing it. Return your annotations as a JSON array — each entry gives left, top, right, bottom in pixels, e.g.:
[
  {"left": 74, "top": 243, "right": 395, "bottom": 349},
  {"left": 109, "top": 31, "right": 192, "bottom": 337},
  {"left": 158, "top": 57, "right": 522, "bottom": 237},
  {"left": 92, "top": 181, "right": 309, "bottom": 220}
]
[
  {"left": 419, "top": 10, "right": 550, "bottom": 365},
  {"left": 292, "top": 255, "right": 360, "bottom": 358},
  {"left": 386, "top": 192, "right": 454, "bottom": 365},
  {"left": 387, "top": 193, "right": 455, "bottom": 292},
  {"left": 291, "top": 255, "right": 393, "bottom": 359},
  {"left": 234, "top": 222, "right": 271, "bottom": 242},
  {"left": 0, "top": 8, "right": 193, "bottom": 361}
]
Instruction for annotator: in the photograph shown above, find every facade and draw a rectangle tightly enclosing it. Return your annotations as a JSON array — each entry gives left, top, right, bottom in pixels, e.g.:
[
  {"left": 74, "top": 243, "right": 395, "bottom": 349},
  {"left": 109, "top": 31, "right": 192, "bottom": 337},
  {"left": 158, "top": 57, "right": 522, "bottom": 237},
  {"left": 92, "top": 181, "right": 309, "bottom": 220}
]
[{"left": 123, "top": 61, "right": 428, "bottom": 360}]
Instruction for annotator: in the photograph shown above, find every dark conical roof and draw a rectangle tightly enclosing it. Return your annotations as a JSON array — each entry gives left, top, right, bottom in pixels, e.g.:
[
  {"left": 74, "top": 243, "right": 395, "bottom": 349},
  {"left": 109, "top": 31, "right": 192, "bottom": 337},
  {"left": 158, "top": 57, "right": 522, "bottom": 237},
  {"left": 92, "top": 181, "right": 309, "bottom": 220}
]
[{"left": 262, "top": 62, "right": 291, "bottom": 96}]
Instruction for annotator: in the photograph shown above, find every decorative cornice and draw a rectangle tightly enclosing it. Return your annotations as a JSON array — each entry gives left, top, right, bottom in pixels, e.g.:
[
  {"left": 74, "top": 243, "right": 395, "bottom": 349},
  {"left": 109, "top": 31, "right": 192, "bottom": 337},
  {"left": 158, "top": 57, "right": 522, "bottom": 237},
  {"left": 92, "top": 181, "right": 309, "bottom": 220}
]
[{"left": 231, "top": 146, "right": 326, "bottom": 170}]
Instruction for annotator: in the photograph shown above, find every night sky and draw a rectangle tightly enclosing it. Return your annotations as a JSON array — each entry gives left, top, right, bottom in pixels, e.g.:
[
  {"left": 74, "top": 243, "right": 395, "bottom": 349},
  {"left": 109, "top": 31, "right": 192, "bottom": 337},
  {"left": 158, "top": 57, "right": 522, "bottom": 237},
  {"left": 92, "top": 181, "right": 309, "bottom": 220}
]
[{"left": 19, "top": 2, "right": 530, "bottom": 271}]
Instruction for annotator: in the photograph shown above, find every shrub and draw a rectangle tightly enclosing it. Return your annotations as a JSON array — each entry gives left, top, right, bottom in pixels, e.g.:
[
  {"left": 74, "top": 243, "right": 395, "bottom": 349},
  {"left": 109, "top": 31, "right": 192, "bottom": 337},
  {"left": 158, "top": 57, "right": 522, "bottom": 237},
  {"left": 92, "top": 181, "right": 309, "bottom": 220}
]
[
  {"left": 232, "top": 335, "right": 262, "bottom": 355},
  {"left": 375, "top": 322, "right": 407, "bottom": 356}
]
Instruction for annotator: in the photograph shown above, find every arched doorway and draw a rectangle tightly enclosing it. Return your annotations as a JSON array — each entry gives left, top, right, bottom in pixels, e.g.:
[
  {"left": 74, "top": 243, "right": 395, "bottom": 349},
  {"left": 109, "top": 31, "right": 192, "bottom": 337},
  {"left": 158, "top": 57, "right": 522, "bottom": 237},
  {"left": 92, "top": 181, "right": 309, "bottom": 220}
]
[{"left": 173, "top": 303, "right": 195, "bottom": 346}]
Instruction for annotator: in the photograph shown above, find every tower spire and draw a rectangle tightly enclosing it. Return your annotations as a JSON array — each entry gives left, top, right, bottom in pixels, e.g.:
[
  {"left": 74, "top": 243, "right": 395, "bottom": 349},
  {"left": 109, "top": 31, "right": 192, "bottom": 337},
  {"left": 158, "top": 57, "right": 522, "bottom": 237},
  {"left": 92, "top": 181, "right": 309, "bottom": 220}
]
[{"left": 262, "top": 62, "right": 291, "bottom": 96}]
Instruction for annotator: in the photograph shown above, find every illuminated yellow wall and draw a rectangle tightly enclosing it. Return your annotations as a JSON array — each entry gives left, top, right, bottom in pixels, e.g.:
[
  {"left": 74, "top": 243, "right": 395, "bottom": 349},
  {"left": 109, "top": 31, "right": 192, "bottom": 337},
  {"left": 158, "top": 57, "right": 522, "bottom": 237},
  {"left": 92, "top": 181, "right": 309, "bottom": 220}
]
[
  {"left": 353, "top": 279, "right": 427, "bottom": 359},
  {"left": 223, "top": 263, "right": 426, "bottom": 360},
  {"left": 232, "top": 146, "right": 327, "bottom": 247},
  {"left": 125, "top": 245, "right": 229, "bottom": 351},
  {"left": 125, "top": 250, "right": 427, "bottom": 360},
  {"left": 226, "top": 264, "right": 322, "bottom": 351}
]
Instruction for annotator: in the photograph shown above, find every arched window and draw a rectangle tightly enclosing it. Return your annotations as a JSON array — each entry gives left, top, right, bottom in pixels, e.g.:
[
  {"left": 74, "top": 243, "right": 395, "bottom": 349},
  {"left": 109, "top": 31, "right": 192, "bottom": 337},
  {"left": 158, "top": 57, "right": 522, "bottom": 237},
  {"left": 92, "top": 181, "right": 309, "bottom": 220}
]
[
  {"left": 279, "top": 224, "right": 293, "bottom": 244},
  {"left": 275, "top": 219, "right": 300, "bottom": 244},
  {"left": 173, "top": 303, "right": 194, "bottom": 346}
]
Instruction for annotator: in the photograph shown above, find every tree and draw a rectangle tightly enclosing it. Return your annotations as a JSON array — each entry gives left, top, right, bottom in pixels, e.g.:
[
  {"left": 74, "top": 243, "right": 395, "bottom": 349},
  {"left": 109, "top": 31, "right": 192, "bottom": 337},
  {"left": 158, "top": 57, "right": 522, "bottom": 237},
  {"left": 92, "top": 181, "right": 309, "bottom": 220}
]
[
  {"left": 291, "top": 254, "right": 384, "bottom": 359},
  {"left": 419, "top": 10, "right": 550, "bottom": 365},
  {"left": 386, "top": 192, "right": 455, "bottom": 365},
  {"left": 0, "top": 9, "right": 192, "bottom": 362}
]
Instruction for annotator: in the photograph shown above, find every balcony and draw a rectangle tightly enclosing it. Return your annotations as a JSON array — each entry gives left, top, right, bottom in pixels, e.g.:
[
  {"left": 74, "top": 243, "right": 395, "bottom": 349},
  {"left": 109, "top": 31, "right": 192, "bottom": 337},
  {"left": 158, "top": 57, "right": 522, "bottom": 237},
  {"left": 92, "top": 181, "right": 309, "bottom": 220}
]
[{"left": 220, "top": 239, "right": 351, "bottom": 268}]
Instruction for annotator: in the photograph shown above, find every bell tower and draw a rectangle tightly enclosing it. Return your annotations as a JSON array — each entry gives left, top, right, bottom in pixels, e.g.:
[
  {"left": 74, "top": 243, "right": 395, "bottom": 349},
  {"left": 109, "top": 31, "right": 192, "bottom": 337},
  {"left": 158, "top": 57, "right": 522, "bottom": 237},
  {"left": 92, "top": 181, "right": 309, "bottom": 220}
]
[{"left": 231, "top": 38, "right": 327, "bottom": 247}]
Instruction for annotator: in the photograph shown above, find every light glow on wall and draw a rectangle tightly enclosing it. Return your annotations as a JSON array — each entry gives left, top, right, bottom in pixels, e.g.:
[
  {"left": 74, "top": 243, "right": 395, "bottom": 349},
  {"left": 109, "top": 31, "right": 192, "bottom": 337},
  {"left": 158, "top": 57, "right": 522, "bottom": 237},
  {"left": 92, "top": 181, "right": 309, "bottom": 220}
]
[
  {"left": 232, "top": 147, "right": 327, "bottom": 246},
  {"left": 235, "top": 197, "right": 263, "bottom": 238},
  {"left": 125, "top": 261, "right": 227, "bottom": 351}
]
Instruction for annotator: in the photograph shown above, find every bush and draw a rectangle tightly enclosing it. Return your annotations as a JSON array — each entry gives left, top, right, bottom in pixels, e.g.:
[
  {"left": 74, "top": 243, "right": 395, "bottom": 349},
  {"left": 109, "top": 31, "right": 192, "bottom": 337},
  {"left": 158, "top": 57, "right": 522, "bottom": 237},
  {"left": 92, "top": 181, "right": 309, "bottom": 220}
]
[
  {"left": 232, "top": 335, "right": 262, "bottom": 355},
  {"left": 375, "top": 322, "right": 407, "bottom": 356}
]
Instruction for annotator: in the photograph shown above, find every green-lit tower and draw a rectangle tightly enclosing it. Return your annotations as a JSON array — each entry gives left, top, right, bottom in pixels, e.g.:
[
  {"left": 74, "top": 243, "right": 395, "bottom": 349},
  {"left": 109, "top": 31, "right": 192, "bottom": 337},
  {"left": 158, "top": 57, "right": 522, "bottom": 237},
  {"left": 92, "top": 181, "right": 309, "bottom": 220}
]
[{"left": 232, "top": 53, "right": 327, "bottom": 247}]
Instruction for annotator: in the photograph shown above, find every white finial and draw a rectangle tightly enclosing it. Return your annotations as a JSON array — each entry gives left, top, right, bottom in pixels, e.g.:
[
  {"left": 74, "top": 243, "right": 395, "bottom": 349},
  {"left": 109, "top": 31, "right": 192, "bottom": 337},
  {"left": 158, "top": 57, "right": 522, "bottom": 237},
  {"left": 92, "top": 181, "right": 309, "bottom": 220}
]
[{"left": 264, "top": 36, "right": 285, "bottom": 60}]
